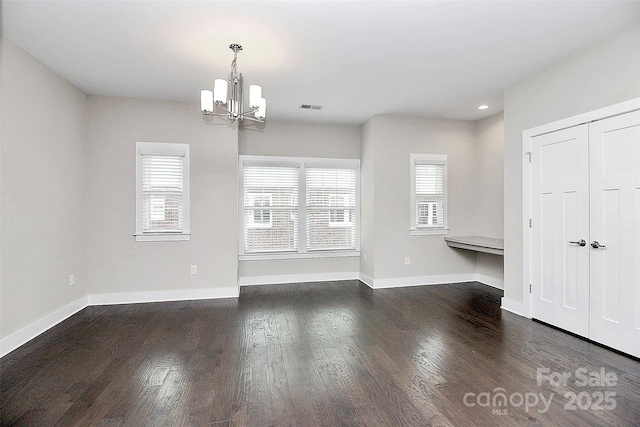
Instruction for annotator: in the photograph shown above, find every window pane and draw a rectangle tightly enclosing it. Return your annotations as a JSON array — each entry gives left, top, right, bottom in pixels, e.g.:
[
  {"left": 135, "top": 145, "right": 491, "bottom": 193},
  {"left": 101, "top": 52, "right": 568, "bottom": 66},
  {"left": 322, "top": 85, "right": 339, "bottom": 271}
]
[
  {"left": 244, "top": 208, "right": 298, "bottom": 253},
  {"left": 415, "top": 163, "right": 444, "bottom": 228},
  {"left": 243, "top": 166, "right": 298, "bottom": 252},
  {"left": 142, "top": 155, "right": 183, "bottom": 232},
  {"left": 307, "top": 208, "right": 356, "bottom": 250},
  {"left": 307, "top": 168, "right": 357, "bottom": 251}
]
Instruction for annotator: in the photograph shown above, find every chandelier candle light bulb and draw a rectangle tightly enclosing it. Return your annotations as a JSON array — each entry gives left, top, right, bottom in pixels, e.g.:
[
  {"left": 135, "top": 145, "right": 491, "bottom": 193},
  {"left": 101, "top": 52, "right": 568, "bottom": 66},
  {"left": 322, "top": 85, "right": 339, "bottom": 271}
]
[
  {"left": 213, "top": 79, "right": 228, "bottom": 104},
  {"left": 200, "top": 44, "right": 266, "bottom": 122},
  {"left": 249, "top": 85, "right": 262, "bottom": 109},
  {"left": 200, "top": 90, "right": 213, "bottom": 113}
]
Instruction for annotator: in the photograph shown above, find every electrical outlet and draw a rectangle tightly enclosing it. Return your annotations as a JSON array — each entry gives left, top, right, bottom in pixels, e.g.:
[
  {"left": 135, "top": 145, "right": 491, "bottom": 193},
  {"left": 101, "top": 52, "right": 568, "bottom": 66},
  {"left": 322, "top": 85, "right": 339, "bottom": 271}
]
[
  {"left": 404, "top": 257, "right": 410, "bottom": 265},
  {"left": 363, "top": 254, "right": 367, "bottom": 263},
  {"left": 190, "top": 265, "right": 197, "bottom": 275},
  {"left": 69, "top": 274, "right": 75, "bottom": 286}
]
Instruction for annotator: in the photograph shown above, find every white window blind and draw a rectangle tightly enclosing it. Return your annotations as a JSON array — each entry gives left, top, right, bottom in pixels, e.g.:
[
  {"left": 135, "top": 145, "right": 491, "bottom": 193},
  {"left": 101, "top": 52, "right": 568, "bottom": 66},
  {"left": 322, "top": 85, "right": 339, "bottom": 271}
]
[
  {"left": 243, "top": 165, "right": 299, "bottom": 253},
  {"left": 142, "top": 155, "right": 184, "bottom": 232},
  {"left": 306, "top": 168, "right": 357, "bottom": 251},
  {"left": 135, "top": 142, "right": 190, "bottom": 242},
  {"left": 239, "top": 156, "right": 360, "bottom": 258},
  {"left": 415, "top": 163, "right": 445, "bottom": 228},
  {"left": 411, "top": 154, "right": 447, "bottom": 235}
]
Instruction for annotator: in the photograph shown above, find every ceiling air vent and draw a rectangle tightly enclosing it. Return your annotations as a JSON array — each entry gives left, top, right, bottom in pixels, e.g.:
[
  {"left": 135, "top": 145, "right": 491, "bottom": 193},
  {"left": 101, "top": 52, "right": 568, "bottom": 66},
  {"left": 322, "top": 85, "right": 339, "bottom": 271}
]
[{"left": 299, "top": 104, "right": 323, "bottom": 110}]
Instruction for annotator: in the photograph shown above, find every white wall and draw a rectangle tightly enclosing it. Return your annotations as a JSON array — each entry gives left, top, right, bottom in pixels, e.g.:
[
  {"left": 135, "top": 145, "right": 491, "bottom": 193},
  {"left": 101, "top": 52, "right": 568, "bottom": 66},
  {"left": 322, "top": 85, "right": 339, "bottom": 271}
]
[
  {"left": 1, "top": 39, "right": 88, "bottom": 339},
  {"left": 238, "top": 121, "right": 361, "bottom": 282},
  {"left": 85, "top": 97, "right": 239, "bottom": 298},
  {"left": 503, "top": 25, "right": 640, "bottom": 306}
]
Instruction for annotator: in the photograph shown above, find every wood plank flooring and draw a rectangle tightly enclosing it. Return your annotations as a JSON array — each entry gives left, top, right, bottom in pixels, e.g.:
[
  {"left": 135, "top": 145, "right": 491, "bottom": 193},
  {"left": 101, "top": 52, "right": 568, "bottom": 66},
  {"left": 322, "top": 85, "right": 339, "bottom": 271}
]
[{"left": 1, "top": 281, "right": 639, "bottom": 426}]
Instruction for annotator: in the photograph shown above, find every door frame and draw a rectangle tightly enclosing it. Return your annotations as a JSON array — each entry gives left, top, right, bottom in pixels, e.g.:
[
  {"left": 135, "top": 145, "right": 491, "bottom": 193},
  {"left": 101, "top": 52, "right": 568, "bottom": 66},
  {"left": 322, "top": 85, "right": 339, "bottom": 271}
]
[{"left": 521, "top": 97, "right": 640, "bottom": 318}]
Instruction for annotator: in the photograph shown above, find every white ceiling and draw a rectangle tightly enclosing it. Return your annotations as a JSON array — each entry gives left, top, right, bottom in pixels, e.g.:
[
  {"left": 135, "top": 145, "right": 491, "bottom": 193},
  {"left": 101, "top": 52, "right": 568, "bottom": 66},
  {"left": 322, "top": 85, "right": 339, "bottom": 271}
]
[{"left": 3, "top": 1, "right": 639, "bottom": 125}]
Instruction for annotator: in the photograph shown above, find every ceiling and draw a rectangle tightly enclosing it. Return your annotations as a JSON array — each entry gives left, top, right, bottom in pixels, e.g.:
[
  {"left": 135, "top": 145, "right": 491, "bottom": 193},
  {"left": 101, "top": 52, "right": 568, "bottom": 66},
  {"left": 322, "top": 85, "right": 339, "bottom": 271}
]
[{"left": 3, "top": 1, "right": 639, "bottom": 125}]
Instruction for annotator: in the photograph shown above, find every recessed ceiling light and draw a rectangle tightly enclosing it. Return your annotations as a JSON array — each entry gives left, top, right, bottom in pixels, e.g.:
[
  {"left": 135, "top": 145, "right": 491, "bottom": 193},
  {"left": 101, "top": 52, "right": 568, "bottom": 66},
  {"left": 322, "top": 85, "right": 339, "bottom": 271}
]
[{"left": 478, "top": 105, "right": 489, "bottom": 110}]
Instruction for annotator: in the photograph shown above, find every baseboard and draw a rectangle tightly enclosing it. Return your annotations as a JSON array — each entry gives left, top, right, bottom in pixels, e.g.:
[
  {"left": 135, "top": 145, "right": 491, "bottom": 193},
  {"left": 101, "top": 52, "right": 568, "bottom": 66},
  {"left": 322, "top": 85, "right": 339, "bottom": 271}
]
[
  {"left": 358, "top": 272, "right": 374, "bottom": 288},
  {"left": 239, "top": 272, "right": 360, "bottom": 286},
  {"left": 0, "top": 295, "right": 88, "bottom": 358},
  {"left": 88, "top": 286, "right": 239, "bottom": 305},
  {"left": 501, "top": 297, "right": 531, "bottom": 318},
  {"left": 360, "top": 273, "right": 503, "bottom": 290},
  {"left": 476, "top": 274, "right": 504, "bottom": 290},
  {"left": 371, "top": 273, "right": 478, "bottom": 289}
]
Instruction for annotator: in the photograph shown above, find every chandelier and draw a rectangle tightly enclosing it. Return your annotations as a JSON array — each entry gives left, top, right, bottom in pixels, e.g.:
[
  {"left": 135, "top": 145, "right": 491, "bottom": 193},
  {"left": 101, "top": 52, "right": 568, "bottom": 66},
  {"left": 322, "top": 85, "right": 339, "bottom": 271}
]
[{"left": 200, "top": 44, "right": 266, "bottom": 122}]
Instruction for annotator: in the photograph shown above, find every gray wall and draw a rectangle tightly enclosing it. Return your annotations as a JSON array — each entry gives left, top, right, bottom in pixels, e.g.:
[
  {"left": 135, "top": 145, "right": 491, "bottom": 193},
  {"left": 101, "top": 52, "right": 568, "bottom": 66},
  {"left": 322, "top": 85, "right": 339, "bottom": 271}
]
[
  {"left": 503, "top": 25, "right": 640, "bottom": 305},
  {"left": 474, "top": 112, "right": 504, "bottom": 284},
  {"left": 359, "top": 119, "right": 376, "bottom": 279},
  {"left": 474, "top": 112, "right": 504, "bottom": 238},
  {"left": 86, "top": 97, "right": 239, "bottom": 296},
  {"left": 1, "top": 39, "right": 88, "bottom": 338},
  {"left": 360, "top": 115, "right": 481, "bottom": 282}
]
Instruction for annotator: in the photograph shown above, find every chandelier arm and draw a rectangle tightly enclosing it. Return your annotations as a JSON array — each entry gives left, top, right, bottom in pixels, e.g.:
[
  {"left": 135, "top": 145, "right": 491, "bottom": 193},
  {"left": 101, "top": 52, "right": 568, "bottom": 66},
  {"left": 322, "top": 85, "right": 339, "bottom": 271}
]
[
  {"left": 204, "top": 104, "right": 233, "bottom": 116},
  {"left": 202, "top": 112, "right": 231, "bottom": 117},
  {"left": 242, "top": 116, "right": 265, "bottom": 123},
  {"left": 237, "top": 107, "right": 260, "bottom": 118}
]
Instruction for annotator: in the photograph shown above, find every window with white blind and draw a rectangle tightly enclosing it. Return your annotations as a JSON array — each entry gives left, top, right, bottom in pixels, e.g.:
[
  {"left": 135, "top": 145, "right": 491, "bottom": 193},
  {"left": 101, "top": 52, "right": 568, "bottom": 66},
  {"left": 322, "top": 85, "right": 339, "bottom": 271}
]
[
  {"left": 242, "top": 165, "right": 299, "bottom": 253},
  {"left": 307, "top": 168, "right": 357, "bottom": 250},
  {"left": 135, "top": 142, "right": 190, "bottom": 241},
  {"left": 239, "top": 156, "right": 359, "bottom": 259},
  {"left": 410, "top": 154, "right": 448, "bottom": 235}
]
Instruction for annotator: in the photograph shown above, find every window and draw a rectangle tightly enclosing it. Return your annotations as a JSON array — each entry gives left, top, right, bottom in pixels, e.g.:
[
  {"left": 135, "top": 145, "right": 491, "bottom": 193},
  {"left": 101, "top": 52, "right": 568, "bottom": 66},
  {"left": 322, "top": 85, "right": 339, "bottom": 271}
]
[
  {"left": 410, "top": 154, "right": 447, "bottom": 235},
  {"left": 243, "top": 165, "right": 298, "bottom": 253},
  {"left": 306, "top": 167, "right": 357, "bottom": 250},
  {"left": 240, "top": 156, "right": 359, "bottom": 259},
  {"left": 135, "top": 142, "right": 190, "bottom": 241}
]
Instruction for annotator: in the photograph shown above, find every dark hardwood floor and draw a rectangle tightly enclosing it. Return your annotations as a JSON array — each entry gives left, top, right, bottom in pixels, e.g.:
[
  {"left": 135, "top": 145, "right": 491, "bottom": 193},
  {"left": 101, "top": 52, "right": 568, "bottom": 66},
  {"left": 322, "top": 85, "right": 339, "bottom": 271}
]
[{"left": 1, "top": 281, "right": 639, "bottom": 426}]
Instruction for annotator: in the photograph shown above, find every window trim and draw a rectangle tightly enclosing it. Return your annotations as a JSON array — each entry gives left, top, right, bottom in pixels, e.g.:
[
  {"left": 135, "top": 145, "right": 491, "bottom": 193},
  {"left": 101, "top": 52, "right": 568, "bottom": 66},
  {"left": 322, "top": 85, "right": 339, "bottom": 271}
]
[
  {"left": 135, "top": 141, "right": 190, "bottom": 242},
  {"left": 239, "top": 155, "right": 360, "bottom": 260},
  {"left": 410, "top": 153, "right": 449, "bottom": 236}
]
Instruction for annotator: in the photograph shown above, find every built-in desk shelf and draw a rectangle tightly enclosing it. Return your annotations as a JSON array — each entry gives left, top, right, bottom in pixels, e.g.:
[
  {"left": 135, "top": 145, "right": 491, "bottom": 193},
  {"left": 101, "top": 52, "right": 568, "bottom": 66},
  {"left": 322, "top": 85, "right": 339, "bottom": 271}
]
[{"left": 444, "top": 236, "right": 504, "bottom": 256}]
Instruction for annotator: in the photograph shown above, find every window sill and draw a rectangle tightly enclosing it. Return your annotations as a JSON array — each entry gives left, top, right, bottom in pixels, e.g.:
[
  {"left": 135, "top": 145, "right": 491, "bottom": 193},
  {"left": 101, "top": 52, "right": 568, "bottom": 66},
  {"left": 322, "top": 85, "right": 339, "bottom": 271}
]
[
  {"left": 410, "top": 228, "right": 449, "bottom": 236},
  {"left": 135, "top": 233, "right": 191, "bottom": 242},
  {"left": 240, "top": 250, "right": 360, "bottom": 261}
]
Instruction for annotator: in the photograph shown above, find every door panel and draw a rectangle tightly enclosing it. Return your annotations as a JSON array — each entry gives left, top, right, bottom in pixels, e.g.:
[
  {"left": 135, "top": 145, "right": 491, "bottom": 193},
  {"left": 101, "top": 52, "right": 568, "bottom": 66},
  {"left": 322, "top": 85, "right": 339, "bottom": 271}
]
[
  {"left": 589, "top": 110, "right": 640, "bottom": 357},
  {"left": 563, "top": 191, "right": 579, "bottom": 310},
  {"left": 531, "top": 125, "right": 590, "bottom": 337}
]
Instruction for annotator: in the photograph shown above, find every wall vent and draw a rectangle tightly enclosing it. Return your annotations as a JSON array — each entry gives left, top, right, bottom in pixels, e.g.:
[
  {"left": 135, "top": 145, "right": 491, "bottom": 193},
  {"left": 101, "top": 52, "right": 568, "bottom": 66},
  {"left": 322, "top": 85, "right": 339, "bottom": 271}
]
[{"left": 299, "top": 104, "right": 323, "bottom": 110}]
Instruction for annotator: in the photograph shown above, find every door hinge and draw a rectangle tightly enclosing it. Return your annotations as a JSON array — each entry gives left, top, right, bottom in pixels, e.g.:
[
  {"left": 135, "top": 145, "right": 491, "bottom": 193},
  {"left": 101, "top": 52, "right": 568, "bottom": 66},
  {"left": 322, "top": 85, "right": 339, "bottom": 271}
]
[
  {"left": 526, "top": 152, "right": 532, "bottom": 163},
  {"left": 529, "top": 218, "right": 532, "bottom": 228},
  {"left": 529, "top": 284, "right": 532, "bottom": 293}
]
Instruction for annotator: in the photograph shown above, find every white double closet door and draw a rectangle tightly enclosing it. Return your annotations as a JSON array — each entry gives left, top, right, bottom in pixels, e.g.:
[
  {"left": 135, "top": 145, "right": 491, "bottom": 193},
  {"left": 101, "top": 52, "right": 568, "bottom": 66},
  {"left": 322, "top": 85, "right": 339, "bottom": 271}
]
[{"left": 531, "top": 110, "right": 640, "bottom": 358}]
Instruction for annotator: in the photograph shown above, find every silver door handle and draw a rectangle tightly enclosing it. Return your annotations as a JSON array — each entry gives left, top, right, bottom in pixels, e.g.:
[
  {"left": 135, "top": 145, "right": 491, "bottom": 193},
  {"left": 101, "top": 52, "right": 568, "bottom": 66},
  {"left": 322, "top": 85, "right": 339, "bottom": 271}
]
[
  {"left": 591, "top": 241, "right": 606, "bottom": 249},
  {"left": 569, "top": 239, "right": 586, "bottom": 247}
]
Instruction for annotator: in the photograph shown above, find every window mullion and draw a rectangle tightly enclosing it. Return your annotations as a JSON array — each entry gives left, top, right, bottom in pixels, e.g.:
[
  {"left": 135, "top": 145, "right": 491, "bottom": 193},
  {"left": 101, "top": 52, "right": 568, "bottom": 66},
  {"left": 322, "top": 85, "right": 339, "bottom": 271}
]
[{"left": 299, "top": 164, "right": 307, "bottom": 253}]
